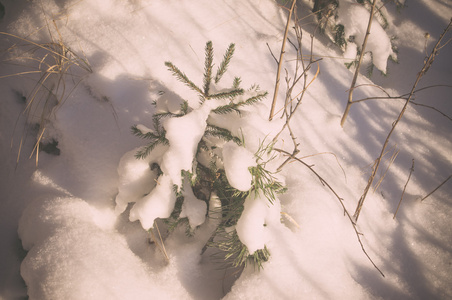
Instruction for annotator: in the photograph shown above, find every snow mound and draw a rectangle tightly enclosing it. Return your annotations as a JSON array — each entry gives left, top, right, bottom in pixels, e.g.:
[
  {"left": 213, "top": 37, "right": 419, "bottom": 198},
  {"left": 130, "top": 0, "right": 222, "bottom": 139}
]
[
  {"left": 129, "top": 174, "right": 177, "bottom": 230},
  {"left": 222, "top": 141, "right": 256, "bottom": 191},
  {"left": 115, "top": 147, "right": 164, "bottom": 215},
  {"left": 18, "top": 197, "right": 190, "bottom": 299},
  {"left": 235, "top": 193, "right": 281, "bottom": 253},
  {"left": 180, "top": 176, "right": 207, "bottom": 229}
]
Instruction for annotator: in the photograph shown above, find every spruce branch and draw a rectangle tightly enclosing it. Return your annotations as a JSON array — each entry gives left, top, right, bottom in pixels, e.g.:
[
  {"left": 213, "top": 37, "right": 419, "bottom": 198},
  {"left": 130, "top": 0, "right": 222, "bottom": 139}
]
[
  {"left": 131, "top": 121, "right": 169, "bottom": 159},
  {"left": 165, "top": 61, "right": 203, "bottom": 95},
  {"left": 232, "top": 77, "right": 242, "bottom": 88},
  {"left": 203, "top": 41, "right": 214, "bottom": 95},
  {"left": 134, "top": 138, "right": 168, "bottom": 159},
  {"left": 207, "top": 88, "right": 244, "bottom": 100},
  {"left": 204, "top": 124, "right": 242, "bottom": 145},
  {"left": 212, "top": 91, "right": 268, "bottom": 115},
  {"left": 215, "top": 43, "right": 235, "bottom": 84},
  {"left": 212, "top": 230, "right": 270, "bottom": 269},
  {"left": 250, "top": 164, "right": 286, "bottom": 204}
]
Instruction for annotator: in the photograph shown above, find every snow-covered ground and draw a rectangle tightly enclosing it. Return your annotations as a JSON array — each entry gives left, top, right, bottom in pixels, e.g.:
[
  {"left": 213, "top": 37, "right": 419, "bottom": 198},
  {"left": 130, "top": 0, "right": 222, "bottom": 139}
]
[{"left": 1, "top": 0, "right": 451, "bottom": 299}]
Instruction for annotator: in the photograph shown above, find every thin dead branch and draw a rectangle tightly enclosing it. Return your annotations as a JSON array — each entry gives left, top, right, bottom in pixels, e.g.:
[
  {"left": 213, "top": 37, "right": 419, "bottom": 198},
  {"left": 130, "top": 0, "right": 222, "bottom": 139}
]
[
  {"left": 373, "top": 145, "right": 399, "bottom": 193},
  {"left": 421, "top": 174, "right": 452, "bottom": 202},
  {"left": 393, "top": 159, "right": 414, "bottom": 219},
  {"left": 269, "top": 0, "right": 296, "bottom": 121},
  {"left": 347, "top": 85, "right": 452, "bottom": 121}
]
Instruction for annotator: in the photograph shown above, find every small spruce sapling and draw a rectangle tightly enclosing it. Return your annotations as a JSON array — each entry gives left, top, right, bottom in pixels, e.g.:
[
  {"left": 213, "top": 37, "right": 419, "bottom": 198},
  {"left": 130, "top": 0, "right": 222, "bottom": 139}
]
[
  {"left": 313, "top": 0, "right": 398, "bottom": 75},
  {"left": 116, "top": 41, "right": 285, "bottom": 269}
]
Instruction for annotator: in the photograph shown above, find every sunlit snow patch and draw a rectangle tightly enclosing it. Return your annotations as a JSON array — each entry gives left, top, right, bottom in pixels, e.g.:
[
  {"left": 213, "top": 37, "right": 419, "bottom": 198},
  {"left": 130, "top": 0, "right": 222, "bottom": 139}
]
[{"left": 222, "top": 141, "right": 256, "bottom": 192}]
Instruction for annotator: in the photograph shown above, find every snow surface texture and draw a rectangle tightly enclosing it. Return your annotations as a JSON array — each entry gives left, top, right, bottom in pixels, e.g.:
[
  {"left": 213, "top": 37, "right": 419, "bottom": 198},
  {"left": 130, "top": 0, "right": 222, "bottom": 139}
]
[{"left": 0, "top": 0, "right": 451, "bottom": 299}]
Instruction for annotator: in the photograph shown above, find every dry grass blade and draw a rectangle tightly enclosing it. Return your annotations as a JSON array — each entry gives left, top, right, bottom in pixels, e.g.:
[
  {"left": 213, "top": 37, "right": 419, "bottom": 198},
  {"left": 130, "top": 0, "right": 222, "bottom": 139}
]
[
  {"left": 1, "top": 17, "right": 92, "bottom": 166},
  {"left": 149, "top": 221, "right": 170, "bottom": 262}
]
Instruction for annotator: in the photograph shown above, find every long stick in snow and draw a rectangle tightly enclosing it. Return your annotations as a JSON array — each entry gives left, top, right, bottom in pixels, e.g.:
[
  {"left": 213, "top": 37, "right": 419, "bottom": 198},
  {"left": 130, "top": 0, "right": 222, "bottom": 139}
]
[
  {"left": 269, "top": 0, "right": 296, "bottom": 121},
  {"left": 340, "top": 0, "right": 377, "bottom": 127}
]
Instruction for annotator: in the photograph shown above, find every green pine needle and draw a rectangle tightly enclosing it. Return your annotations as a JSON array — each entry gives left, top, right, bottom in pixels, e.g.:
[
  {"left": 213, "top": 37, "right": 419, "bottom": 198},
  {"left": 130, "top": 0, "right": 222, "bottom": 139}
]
[
  {"left": 207, "top": 88, "right": 244, "bottom": 100},
  {"left": 165, "top": 61, "right": 203, "bottom": 95},
  {"left": 204, "top": 124, "right": 242, "bottom": 145},
  {"left": 232, "top": 77, "right": 241, "bottom": 89},
  {"left": 215, "top": 43, "right": 235, "bottom": 84},
  {"left": 203, "top": 41, "right": 214, "bottom": 95},
  {"left": 212, "top": 91, "right": 268, "bottom": 115}
]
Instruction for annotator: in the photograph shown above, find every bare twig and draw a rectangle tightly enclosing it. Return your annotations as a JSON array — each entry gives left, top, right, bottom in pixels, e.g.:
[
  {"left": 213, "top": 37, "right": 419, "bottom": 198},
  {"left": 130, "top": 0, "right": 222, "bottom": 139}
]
[
  {"left": 352, "top": 84, "right": 452, "bottom": 104},
  {"left": 421, "top": 174, "right": 452, "bottom": 202},
  {"left": 410, "top": 102, "right": 452, "bottom": 122},
  {"left": 269, "top": 0, "right": 296, "bottom": 121},
  {"left": 266, "top": 42, "right": 278, "bottom": 64},
  {"left": 272, "top": 12, "right": 317, "bottom": 147},
  {"left": 345, "top": 97, "right": 452, "bottom": 122},
  {"left": 353, "top": 19, "right": 452, "bottom": 222},
  {"left": 296, "top": 152, "right": 347, "bottom": 182},
  {"left": 340, "top": 0, "right": 377, "bottom": 127},
  {"left": 393, "top": 159, "right": 415, "bottom": 219}
]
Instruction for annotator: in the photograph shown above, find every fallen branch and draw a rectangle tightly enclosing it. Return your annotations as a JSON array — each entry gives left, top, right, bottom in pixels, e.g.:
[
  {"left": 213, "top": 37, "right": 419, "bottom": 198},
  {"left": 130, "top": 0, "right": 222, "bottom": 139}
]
[{"left": 274, "top": 148, "right": 385, "bottom": 277}]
